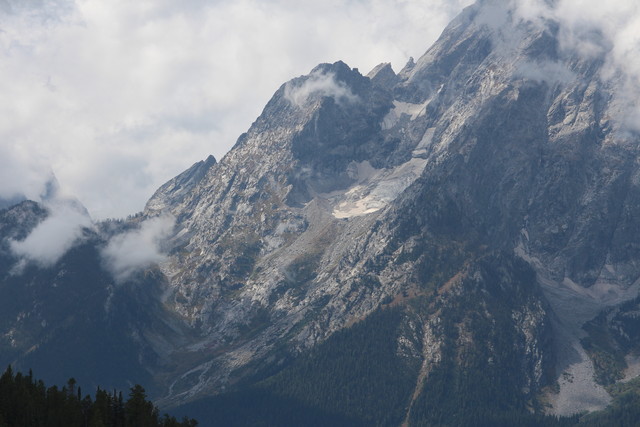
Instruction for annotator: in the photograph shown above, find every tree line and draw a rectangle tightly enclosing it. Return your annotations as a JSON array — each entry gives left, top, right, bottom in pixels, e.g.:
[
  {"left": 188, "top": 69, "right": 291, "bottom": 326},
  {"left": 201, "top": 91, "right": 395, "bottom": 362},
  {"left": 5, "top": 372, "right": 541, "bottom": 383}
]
[{"left": 0, "top": 366, "right": 197, "bottom": 427}]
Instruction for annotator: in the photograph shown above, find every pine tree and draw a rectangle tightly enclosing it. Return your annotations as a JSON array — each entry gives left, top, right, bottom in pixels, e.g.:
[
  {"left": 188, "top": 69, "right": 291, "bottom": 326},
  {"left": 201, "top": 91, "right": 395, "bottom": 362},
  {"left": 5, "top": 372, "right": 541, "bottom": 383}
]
[
  {"left": 0, "top": 367, "right": 197, "bottom": 427},
  {"left": 124, "top": 385, "right": 158, "bottom": 427}
]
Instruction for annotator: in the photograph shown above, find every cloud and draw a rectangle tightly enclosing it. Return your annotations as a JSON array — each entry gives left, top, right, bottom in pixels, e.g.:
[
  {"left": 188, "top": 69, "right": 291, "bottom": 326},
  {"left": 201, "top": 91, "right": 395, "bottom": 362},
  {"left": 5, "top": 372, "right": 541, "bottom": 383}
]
[
  {"left": 101, "top": 215, "right": 175, "bottom": 283},
  {"left": 468, "top": 1, "right": 640, "bottom": 133},
  {"left": 9, "top": 198, "right": 93, "bottom": 268},
  {"left": 507, "top": 0, "right": 640, "bottom": 131},
  {"left": 284, "top": 71, "right": 358, "bottom": 107},
  {"left": 0, "top": 0, "right": 472, "bottom": 219},
  {"left": 514, "top": 60, "right": 576, "bottom": 85},
  {"left": 3, "top": 0, "right": 639, "bottom": 222},
  {"left": 0, "top": 144, "right": 52, "bottom": 203}
]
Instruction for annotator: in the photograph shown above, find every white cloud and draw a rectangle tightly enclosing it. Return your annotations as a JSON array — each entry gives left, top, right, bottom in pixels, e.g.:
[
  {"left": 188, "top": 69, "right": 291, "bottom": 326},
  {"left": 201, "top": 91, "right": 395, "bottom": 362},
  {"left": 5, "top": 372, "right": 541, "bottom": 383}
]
[
  {"left": 284, "top": 71, "right": 358, "bottom": 107},
  {"left": 101, "top": 215, "right": 175, "bottom": 283},
  {"left": 9, "top": 198, "right": 93, "bottom": 267},
  {"left": 0, "top": 0, "right": 472, "bottom": 219},
  {"left": 514, "top": 60, "right": 576, "bottom": 85},
  {"left": 508, "top": 0, "right": 640, "bottom": 131},
  {"left": 0, "top": 144, "right": 52, "bottom": 202}
]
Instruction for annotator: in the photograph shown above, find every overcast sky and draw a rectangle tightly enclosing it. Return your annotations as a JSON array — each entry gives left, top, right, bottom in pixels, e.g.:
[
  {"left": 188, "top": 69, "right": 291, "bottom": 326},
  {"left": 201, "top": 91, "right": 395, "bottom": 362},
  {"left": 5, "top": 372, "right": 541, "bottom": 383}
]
[
  {"left": 3, "top": 0, "right": 639, "bottom": 221},
  {"left": 0, "top": 0, "right": 472, "bottom": 219}
]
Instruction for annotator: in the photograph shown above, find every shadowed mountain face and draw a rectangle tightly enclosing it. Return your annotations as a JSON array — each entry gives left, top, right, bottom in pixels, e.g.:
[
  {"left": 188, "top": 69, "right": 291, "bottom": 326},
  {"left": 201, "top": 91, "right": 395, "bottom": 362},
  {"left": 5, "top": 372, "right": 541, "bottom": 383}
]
[
  {"left": 0, "top": 201, "right": 194, "bottom": 396},
  {"left": 2, "top": 0, "right": 640, "bottom": 424}
]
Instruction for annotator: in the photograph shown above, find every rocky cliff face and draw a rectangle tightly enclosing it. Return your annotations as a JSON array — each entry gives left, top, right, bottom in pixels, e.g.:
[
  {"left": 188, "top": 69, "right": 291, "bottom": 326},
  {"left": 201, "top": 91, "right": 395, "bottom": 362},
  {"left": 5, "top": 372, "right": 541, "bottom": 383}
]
[{"left": 2, "top": 0, "right": 640, "bottom": 422}]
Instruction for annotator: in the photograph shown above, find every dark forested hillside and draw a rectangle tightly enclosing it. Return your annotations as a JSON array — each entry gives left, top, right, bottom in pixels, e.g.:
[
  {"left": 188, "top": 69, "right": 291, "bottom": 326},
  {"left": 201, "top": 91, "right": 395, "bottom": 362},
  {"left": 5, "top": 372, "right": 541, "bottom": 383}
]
[
  {"left": 0, "top": 367, "right": 197, "bottom": 427},
  {"left": 173, "top": 303, "right": 640, "bottom": 426}
]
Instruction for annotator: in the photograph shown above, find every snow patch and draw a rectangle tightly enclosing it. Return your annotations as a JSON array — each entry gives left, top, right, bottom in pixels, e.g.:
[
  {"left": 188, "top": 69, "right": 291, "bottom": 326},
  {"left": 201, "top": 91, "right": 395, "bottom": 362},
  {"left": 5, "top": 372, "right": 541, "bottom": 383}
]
[
  {"left": 413, "top": 127, "right": 436, "bottom": 157},
  {"left": 333, "top": 197, "right": 386, "bottom": 219},
  {"left": 394, "top": 101, "right": 429, "bottom": 120},
  {"left": 381, "top": 100, "right": 430, "bottom": 130},
  {"left": 330, "top": 157, "right": 428, "bottom": 219}
]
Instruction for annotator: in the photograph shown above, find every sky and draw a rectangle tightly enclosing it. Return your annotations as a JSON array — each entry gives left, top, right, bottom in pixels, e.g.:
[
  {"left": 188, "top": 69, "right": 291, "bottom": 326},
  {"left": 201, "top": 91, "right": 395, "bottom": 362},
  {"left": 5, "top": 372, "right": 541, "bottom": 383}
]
[
  {"left": 0, "top": 0, "right": 473, "bottom": 220},
  {"left": 3, "top": 0, "right": 640, "bottom": 280},
  {"left": 2, "top": 0, "right": 639, "bottom": 222}
]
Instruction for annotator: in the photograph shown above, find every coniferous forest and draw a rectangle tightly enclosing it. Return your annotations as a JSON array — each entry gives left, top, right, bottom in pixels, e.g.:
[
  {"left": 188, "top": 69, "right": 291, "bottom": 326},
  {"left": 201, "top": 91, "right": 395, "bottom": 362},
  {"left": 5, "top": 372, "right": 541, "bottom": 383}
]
[
  {"left": 174, "top": 307, "right": 640, "bottom": 427},
  {"left": 1, "top": 320, "right": 640, "bottom": 427},
  {"left": 0, "top": 366, "right": 197, "bottom": 427}
]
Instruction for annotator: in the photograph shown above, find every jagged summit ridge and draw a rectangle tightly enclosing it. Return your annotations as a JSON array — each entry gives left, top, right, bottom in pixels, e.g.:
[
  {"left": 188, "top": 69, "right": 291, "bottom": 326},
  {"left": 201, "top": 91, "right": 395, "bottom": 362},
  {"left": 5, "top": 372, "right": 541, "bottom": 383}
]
[{"left": 143, "top": 0, "right": 640, "bottom": 413}]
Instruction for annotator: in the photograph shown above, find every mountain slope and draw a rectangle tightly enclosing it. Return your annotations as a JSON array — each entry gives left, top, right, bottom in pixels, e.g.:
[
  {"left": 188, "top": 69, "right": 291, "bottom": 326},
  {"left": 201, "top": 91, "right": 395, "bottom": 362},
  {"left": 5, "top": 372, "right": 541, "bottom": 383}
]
[
  {"left": 0, "top": 201, "right": 193, "bottom": 396},
  {"left": 147, "top": 1, "right": 640, "bottom": 415}
]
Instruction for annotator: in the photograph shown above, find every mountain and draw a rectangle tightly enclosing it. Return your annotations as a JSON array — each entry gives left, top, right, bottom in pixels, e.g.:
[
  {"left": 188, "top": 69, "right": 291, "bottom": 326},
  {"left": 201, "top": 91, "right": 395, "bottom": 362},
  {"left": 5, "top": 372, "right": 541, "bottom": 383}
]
[
  {"left": 2, "top": 0, "right": 640, "bottom": 425},
  {"left": 0, "top": 200, "right": 185, "bottom": 395}
]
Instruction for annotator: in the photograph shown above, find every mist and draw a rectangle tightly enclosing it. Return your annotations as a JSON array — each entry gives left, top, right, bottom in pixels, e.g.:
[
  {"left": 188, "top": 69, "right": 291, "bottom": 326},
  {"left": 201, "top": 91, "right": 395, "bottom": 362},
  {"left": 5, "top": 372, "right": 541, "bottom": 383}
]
[
  {"left": 284, "top": 71, "right": 358, "bottom": 107},
  {"left": 9, "top": 199, "right": 93, "bottom": 268},
  {"left": 101, "top": 215, "right": 175, "bottom": 283},
  {"left": 0, "top": 0, "right": 472, "bottom": 219}
]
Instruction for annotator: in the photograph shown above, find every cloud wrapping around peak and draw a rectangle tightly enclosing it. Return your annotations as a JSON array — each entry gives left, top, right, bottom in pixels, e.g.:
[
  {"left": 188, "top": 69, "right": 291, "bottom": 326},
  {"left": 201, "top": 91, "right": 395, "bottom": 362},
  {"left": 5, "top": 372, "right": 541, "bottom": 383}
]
[
  {"left": 514, "top": 60, "right": 577, "bottom": 85},
  {"left": 469, "top": 0, "right": 640, "bottom": 133},
  {"left": 0, "top": 0, "right": 472, "bottom": 219},
  {"left": 513, "top": 0, "right": 640, "bottom": 130},
  {"left": 9, "top": 199, "right": 93, "bottom": 268},
  {"left": 101, "top": 215, "right": 175, "bottom": 283},
  {"left": 284, "top": 72, "right": 358, "bottom": 108},
  {"left": 4, "top": 0, "right": 639, "bottom": 220}
]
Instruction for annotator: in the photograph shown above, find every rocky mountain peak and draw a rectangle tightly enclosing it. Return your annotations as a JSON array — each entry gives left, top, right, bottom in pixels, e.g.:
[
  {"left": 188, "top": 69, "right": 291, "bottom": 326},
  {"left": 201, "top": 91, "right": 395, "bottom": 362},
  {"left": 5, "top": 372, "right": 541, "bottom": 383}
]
[
  {"left": 134, "top": 2, "right": 640, "bottom": 411},
  {"left": 367, "top": 62, "right": 397, "bottom": 90},
  {"left": 146, "top": 154, "right": 217, "bottom": 216}
]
